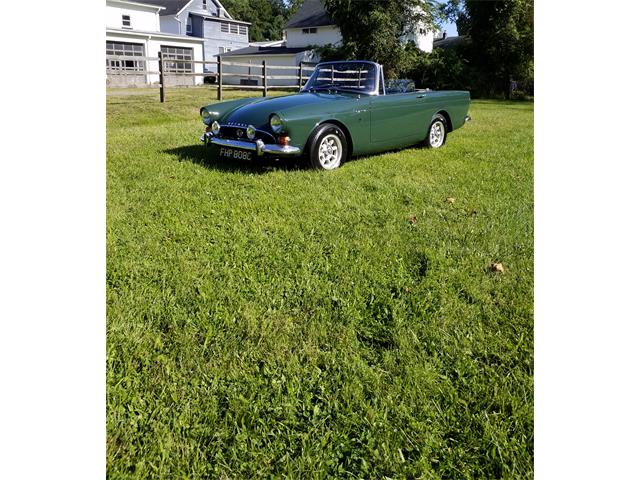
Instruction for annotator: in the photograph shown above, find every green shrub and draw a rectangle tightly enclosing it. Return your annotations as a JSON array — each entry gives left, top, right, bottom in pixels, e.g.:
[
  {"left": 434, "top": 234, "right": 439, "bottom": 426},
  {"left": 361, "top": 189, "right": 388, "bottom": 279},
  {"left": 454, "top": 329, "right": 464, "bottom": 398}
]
[
  {"left": 313, "top": 40, "right": 533, "bottom": 99},
  {"left": 510, "top": 89, "right": 529, "bottom": 101}
]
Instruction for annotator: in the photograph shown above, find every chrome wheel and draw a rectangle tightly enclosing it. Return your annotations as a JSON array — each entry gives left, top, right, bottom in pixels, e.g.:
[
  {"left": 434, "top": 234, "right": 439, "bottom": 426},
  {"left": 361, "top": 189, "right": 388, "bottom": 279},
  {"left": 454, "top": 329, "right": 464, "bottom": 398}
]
[
  {"left": 317, "top": 133, "right": 343, "bottom": 169},
  {"left": 429, "top": 120, "right": 446, "bottom": 148}
]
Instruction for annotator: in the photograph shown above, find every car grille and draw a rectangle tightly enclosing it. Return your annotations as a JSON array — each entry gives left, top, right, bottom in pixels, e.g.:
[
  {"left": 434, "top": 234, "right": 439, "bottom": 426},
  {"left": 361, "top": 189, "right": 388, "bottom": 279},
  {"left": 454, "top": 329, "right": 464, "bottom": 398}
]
[{"left": 220, "top": 124, "right": 276, "bottom": 144}]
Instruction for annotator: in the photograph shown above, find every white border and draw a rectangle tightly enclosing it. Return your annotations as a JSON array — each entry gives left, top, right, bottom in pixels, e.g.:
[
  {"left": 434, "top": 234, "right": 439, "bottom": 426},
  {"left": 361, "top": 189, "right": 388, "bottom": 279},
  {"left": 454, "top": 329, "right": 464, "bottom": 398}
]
[
  {"left": 536, "top": 0, "right": 640, "bottom": 477},
  {"left": 0, "top": 1, "right": 105, "bottom": 478},
  {"left": 2, "top": 0, "right": 640, "bottom": 478}
]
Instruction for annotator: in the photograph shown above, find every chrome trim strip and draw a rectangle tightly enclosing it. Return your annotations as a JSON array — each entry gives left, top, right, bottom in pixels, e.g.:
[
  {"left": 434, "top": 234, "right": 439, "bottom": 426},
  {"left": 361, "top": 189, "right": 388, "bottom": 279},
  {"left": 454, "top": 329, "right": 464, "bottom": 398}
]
[{"left": 201, "top": 133, "right": 301, "bottom": 157}]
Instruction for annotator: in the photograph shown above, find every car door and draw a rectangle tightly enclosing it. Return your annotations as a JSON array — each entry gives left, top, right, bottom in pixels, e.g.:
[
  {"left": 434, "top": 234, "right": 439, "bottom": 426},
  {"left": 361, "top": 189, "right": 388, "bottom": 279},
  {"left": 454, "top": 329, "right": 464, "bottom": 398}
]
[{"left": 369, "top": 91, "right": 432, "bottom": 147}]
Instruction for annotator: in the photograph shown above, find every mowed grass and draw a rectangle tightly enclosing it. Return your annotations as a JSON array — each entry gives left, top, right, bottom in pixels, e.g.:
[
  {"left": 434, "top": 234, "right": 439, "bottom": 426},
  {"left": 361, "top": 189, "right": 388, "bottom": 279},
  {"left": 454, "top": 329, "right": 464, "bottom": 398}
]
[{"left": 107, "top": 87, "right": 533, "bottom": 479}]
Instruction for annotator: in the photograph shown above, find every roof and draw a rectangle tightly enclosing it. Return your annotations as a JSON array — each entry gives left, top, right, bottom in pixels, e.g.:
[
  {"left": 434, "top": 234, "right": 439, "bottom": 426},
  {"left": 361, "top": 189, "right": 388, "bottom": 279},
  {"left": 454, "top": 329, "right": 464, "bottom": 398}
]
[
  {"left": 189, "top": 11, "right": 250, "bottom": 25},
  {"left": 220, "top": 45, "right": 311, "bottom": 57},
  {"left": 108, "top": 0, "right": 165, "bottom": 11},
  {"left": 136, "top": 0, "right": 191, "bottom": 16},
  {"left": 285, "top": 0, "right": 334, "bottom": 29},
  {"left": 249, "top": 40, "right": 286, "bottom": 47},
  {"left": 106, "top": 28, "right": 205, "bottom": 42},
  {"left": 433, "top": 35, "right": 469, "bottom": 50}
]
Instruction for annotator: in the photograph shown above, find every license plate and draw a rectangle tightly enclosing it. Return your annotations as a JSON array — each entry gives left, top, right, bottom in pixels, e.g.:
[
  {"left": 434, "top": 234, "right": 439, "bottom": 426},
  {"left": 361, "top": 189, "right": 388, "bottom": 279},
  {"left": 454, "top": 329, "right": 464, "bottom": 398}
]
[{"left": 218, "top": 147, "right": 253, "bottom": 161}]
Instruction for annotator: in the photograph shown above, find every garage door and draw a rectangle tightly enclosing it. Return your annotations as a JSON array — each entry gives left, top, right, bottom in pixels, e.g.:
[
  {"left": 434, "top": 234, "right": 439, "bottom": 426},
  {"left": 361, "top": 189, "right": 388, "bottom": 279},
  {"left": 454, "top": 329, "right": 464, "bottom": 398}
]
[
  {"left": 161, "top": 46, "right": 194, "bottom": 86},
  {"left": 106, "top": 41, "right": 146, "bottom": 87}
]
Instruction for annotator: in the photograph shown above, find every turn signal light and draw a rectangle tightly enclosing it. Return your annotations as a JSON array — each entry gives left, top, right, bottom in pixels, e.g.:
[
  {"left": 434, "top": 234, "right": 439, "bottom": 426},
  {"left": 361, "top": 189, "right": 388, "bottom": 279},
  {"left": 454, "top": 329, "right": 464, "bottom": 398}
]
[{"left": 278, "top": 135, "right": 290, "bottom": 146}]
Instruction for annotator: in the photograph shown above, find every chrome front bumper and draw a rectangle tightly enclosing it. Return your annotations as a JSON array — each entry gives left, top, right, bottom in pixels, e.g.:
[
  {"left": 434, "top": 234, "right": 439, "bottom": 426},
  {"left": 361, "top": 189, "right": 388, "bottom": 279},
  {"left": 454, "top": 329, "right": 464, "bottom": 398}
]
[
  {"left": 465, "top": 115, "right": 471, "bottom": 122},
  {"left": 200, "top": 132, "right": 301, "bottom": 157}
]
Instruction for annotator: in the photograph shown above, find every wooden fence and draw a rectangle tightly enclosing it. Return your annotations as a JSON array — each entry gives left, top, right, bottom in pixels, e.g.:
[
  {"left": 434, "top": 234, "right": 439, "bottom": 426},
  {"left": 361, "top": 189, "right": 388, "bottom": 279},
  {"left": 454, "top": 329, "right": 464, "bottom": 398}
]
[{"left": 105, "top": 52, "right": 317, "bottom": 102}]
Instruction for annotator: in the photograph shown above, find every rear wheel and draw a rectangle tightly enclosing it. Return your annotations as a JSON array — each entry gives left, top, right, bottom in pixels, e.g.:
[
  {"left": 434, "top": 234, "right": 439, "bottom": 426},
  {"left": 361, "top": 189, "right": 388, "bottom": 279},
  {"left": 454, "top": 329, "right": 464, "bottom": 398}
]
[
  {"left": 308, "top": 124, "right": 347, "bottom": 170},
  {"left": 426, "top": 114, "right": 447, "bottom": 148}
]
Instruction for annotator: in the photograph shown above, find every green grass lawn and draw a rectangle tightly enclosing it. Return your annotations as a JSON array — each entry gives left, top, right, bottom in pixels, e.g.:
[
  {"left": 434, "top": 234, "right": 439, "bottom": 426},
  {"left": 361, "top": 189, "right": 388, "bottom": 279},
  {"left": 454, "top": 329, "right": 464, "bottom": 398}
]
[{"left": 107, "top": 88, "right": 533, "bottom": 479}]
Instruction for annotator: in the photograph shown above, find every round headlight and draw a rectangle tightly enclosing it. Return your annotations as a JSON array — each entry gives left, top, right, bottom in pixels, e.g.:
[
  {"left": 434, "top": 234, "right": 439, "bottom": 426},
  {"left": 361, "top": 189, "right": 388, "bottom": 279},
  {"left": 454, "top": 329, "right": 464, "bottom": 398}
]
[
  {"left": 246, "top": 125, "right": 256, "bottom": 140},
  {"left": 201, "top": 109, "right": 212, "bottom": 125},
  {"left": 211, "top": 121, "right": 220, "bottom": 135},
  {"left": 270, "top": 114, "right": 283, "bottom": 133}
]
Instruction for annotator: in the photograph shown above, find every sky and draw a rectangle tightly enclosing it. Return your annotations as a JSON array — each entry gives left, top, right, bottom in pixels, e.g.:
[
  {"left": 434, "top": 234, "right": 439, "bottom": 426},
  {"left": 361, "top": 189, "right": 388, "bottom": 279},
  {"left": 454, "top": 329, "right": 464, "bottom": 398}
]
[
  {"left": 439, "top": 19, "right": 458, "bottom": 37},
  {"left": 436, "top": 0, "right": 459, "bottom": 37}
]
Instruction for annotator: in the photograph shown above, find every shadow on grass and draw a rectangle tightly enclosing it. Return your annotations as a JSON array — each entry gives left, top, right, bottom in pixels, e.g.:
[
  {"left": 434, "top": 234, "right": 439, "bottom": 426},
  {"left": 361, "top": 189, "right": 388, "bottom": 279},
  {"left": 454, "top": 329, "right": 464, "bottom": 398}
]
[{"left": 164, "top": 145, "right": 305, "bottom": 174}]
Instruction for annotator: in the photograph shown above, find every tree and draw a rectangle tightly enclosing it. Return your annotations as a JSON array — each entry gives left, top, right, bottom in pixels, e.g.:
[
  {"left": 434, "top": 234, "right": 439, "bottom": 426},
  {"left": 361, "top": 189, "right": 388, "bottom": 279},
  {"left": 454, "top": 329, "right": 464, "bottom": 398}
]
[
  {"left": 223, "top": 0, "right": 296, "bottom": 42},
  {"left": 444, "top": 0, "right": 533, "bottom": 96},
  {"left": 322, "top": 0, "right": 440, "bottom": 78},
  {"left": 404, "top": 42, "right": 468, "bottom": 90},
  {"left": 440, "top": 0, "right": 470, "bottom": 36}
]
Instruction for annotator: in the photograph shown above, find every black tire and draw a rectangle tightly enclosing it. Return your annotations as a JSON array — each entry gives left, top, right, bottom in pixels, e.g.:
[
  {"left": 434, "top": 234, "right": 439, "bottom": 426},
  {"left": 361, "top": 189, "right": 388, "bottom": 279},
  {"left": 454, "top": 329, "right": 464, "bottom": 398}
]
[
  {"left": 307, "top": 124, "right": 348, "bottom": 170},
  {"left": 426, "top": 114, "right": 448, "bottom": 149}
]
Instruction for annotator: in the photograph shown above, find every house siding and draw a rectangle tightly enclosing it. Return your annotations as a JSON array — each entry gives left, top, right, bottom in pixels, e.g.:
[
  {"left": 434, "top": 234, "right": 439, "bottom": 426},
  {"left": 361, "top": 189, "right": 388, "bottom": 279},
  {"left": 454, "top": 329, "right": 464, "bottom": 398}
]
[
  {"left": 285, "top": 25, "right": 341, "bottom": 48},
  {"left": 159, "top": 16, "right": 180, "bottom": 35},
  {"left": 106, "top": 1, "right": 159, "bottom": 31},
  {"left": 163, "top": 0, "right": 249, "bottom": 61},
  {"left": 201, "top": 19, "right": 249, "bottom": 60}
]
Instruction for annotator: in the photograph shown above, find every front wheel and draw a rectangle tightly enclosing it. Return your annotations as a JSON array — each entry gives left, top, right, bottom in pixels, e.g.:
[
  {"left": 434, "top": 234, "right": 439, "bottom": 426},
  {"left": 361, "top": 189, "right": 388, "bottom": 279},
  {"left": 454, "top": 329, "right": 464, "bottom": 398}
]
[
  {"left": 308, "top": 124, "right": 347, "bottom": 170},
  {"left": 426, "top": 114, "right": 447, "bottom": 149}
]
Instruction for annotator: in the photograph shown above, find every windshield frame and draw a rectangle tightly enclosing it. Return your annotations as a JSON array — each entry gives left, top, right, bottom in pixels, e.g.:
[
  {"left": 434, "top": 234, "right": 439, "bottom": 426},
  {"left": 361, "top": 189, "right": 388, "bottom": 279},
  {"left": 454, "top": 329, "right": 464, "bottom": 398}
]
[{"left": 301, "top": 61, "right": 381, "bottom": 96}]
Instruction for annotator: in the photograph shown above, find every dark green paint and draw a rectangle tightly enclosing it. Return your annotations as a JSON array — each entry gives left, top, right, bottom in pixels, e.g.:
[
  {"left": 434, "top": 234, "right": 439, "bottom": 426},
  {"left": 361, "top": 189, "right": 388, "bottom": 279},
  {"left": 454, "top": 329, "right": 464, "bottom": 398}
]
[{"left": 201, "top": 87, "right": 470, "bottom": 157}]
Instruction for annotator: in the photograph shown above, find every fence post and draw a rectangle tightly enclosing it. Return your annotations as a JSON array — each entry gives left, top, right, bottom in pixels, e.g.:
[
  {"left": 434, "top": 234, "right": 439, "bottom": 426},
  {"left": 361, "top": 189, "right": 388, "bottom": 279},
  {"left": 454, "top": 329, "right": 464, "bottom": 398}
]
[
  {"left": 217, "top": 55, "right": 222, "bottom": 101},
  {"left": 158, "top": 51, "right": 165, "bottom": 103},
  {"left": 262, "top": 60, "right": 267, "bottom": 97},
  {"left": 298, "top": 62, "right": 303, "bottom": 89}
]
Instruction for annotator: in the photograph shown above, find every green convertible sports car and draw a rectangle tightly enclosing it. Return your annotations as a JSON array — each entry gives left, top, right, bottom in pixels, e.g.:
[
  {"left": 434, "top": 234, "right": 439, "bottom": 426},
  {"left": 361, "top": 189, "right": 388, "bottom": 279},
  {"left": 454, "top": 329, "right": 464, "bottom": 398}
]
[{"left": 199, "top": 60, "right": 471, "bottom": 170}]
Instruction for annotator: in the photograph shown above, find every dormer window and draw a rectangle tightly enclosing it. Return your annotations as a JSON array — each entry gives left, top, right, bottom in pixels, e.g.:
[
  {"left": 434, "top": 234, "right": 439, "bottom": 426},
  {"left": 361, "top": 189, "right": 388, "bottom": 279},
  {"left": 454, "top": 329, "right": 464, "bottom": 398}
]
[
  {"left": 186, "top": 19, "right": 192, "bottom": 34},
  {"left": 302, "top": 28, "right": 317, "bottom": 34},
  {"left": 202, "top": 0, "right": 207, "bottom": 9},
  {"left": 122, "top": 15, "right": 131, "bottom": 29}
]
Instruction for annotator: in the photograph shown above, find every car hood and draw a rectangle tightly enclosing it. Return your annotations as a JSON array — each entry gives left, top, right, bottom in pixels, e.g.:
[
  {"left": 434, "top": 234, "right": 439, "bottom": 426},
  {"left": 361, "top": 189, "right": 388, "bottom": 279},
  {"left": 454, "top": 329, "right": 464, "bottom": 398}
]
[{"left": 223, "top": 92, "right": 356, "bottom": 129}]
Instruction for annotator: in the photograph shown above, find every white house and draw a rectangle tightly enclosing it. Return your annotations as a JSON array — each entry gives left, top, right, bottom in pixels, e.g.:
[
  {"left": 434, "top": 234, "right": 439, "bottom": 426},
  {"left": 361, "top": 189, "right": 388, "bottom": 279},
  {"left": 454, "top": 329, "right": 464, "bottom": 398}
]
[
  {"left": 217, "top": 0, "right": 336, "bottom": 87},
  {"left": 400, "top": 6, "right": 438, "bottom": 53},
  {"left": 283, "top": 0, "right": 341, "bottom": 49},
  {"left": 218, "top": 0, "right": 438, "bottom": 87},
  {"left": 139, "top": 0, "right": 250, "bottom": 62},
  {"left": 284, "top": 0, "right": 436, "bottom": 52},
  {"left": 105, "top": 0, "right": 205, "bottom": 86}
]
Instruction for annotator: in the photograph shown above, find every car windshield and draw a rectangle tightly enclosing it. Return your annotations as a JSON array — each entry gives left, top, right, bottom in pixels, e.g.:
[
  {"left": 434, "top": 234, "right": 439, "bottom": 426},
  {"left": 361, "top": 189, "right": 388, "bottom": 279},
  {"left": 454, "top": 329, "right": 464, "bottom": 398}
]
[{"left": 303, "top": 62, "right": 376, "bottom": 94}]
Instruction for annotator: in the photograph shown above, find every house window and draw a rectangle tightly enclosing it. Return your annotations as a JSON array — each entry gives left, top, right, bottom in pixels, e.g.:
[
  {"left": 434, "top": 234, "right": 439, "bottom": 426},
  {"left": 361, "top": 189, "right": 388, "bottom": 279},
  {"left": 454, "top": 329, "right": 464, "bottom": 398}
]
[
  {"left": 106, "top": 41, "right": 144, "bottom": 71},
  {"left": 220, "top": 22, "right": 246, "bottom": 35},
  {"left": 122, "top": 15, "right": 131, "bottom": 29},
  {"left": 161, "top": 46, "right": 194, "bottom": 73},
  {"left": 302, "top": 28, "right": 317, "bottom": 34},
  {"left": 202, "top": 0, "right": 207, "bottom": 9},
  {"left": 186, "top": 19, "right": 192, "bottom": 34},
  {"left": 219, "top": 46, "right": 231, "bottom": 54}
]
